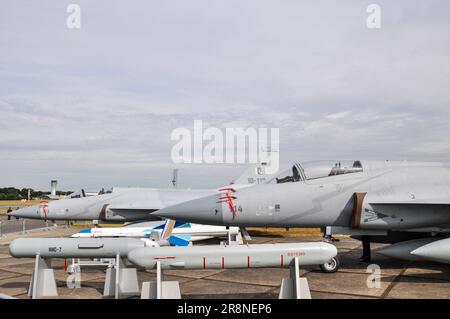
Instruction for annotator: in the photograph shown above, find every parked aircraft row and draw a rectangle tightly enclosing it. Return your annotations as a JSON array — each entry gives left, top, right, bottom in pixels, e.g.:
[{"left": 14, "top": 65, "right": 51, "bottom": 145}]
[
  {"left": 9, "top": 160, "right": 450, "bottom": 264},
  {"left": 9, "top": 163, "right": 272, "bottom": 222}
]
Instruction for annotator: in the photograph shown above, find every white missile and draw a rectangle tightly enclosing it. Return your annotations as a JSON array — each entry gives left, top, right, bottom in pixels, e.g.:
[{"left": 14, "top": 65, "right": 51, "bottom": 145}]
[
  {"left": 127, "top": 242, "right": 337, "bottom": 270},
  {"left": 71, "top": 227, "right": 153, "bottom": 238},
  {"left": 411, "top": 238, "right": 450, "bottom": 264},
  {"left": 9, "top": 238, "right": 338, "bottom": 272},
  {"left": 71, "top": 224, "right": 239, "bottom": 241}
]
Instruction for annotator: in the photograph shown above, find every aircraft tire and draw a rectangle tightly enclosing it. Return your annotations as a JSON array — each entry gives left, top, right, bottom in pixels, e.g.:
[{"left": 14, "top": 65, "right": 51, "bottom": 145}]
[{"left": 320, "top": 256, "right": 340, "bottom": 273}]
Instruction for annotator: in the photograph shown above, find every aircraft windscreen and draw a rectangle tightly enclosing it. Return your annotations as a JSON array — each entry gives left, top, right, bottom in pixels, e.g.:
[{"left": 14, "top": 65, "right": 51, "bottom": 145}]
[
  {"left": 268, "top": 160, "right": 363, "bottom": 184},
  {"left": 302, "top": 160, "right": 363, "bottom": 180}
]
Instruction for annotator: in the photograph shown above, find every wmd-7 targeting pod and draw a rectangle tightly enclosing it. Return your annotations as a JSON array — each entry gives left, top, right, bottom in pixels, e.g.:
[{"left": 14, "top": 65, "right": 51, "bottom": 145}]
[
  {"left": 9, "top": 237, "right": 156, "bottom": 259},
  {"left": 127, "top": 242, "right": 337, "bottom": 270}
]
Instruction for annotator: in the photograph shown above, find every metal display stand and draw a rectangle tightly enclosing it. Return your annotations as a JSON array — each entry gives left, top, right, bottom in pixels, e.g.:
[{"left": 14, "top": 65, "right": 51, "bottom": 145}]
[
  {"left": 140, "top": 261, "right": 181, "bottom": 299},
  {"left": 67, "top": 258, "right": 115, "bottom": 273},
  {"left": 228, "top": 230, "right": 244, "bottom": 245},
  {"left": 103, "top": 253, "right": 140, "bottom": 299},
  {"left": 279, "top": 257, "right": 312, "bottom": 299},
  {"left": 28, "top": 254, "right": 58, "bottom": 299}
]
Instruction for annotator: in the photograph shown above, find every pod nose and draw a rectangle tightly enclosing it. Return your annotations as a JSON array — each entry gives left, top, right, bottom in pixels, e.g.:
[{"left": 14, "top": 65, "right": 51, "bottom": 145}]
[
  {"left": 128, "top": 247, "right": 154, "bottom": 268},
  {"left": 8, "top": 239, "right": 20, "bottom": 257},
  {"left": 321, "top": 243, "right": 338, "bottom": 260},
  {"left": 9, "top": 238, "right": 35, "bottom": 258},
  {"left": 152, "top": 194, "right": 224, "bottom": 225}
]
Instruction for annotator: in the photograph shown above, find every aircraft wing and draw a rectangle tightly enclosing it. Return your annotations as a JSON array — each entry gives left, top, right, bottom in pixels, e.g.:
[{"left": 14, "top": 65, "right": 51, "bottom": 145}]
[
  {"left": 101, "top": 206, "right": 162, "bottom": 222},
  {"left": 100, "top": 189, "right": 214, "bottom": 222}
]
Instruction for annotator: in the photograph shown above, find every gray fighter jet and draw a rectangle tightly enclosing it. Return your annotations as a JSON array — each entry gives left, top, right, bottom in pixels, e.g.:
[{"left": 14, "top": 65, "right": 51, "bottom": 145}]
[
  {"left": 8, "top": 163, "right": 273, "bottom": 222},
  {"left": 8, "top": 187, "right": 217, "bottom": 222},
  {"left": 153, "top": 160, "right": 450, "bottom": 262}
]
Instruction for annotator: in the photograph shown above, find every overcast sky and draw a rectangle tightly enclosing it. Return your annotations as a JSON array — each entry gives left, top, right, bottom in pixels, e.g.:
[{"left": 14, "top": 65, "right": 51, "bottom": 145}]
[{"left": 1, "top": 1, "right": 450, "bottom": 191}]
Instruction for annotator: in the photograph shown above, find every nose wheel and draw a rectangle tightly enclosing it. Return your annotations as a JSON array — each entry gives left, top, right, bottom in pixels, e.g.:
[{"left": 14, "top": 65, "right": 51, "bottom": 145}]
[{"left": 320, "top": 256, "right": 340, "bottom": 273}]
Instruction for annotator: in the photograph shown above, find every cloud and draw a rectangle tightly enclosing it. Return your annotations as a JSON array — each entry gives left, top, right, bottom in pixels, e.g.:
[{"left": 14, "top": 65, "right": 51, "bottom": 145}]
[
  {"left": 326, "top": 111, "right": 352, "bottom": 120},
  {"left": 1, "top": 0, "right": 450, "bottom": 190},
  {"left": 407, "top": 142, "right": 450, "bottom": 156}
]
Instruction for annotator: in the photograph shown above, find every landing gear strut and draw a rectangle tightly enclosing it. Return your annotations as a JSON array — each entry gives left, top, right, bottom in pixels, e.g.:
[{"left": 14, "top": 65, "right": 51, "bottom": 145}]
[
  {"left": 360, "top": 235, "right": 371, "bottom": 262},
  {"left": 323, "top": 235, "right": 340, "bottom": 243}
]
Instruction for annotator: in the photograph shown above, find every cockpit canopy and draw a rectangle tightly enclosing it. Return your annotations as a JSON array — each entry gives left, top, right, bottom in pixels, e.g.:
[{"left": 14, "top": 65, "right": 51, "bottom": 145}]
[{"left": 269, "top": 160, "right": 363, "bottom": 184}]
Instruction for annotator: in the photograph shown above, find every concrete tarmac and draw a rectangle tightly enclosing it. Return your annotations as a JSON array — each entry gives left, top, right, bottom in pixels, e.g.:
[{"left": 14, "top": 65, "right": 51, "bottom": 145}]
[
  {"left": 0, "top": 215, "right": 65, "bottom": 235},
  {"left": 1, "top": 227, "right": 450, "bottom": 299}
]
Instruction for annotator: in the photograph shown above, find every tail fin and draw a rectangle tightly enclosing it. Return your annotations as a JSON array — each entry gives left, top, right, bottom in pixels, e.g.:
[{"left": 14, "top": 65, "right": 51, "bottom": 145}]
[
  {"left": 168, "top": 235, "right": 192, "bottom": 246},
  {"left": 161, "top": 219, "right": 176, "bottom": 240},
  {"left": 161, "top": 219, "right": 193, "bottom": 246}
]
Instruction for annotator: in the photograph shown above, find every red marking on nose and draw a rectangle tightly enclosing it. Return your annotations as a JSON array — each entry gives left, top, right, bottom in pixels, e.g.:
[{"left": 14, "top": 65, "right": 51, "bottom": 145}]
[
  {"left": 203, "top": 257, "right": 206, "bottom": 270},
  {"left": 219, "top": 188, "right": 238, "bottom": 219},
  {"left": 218, "top": 187, "right": 236, "bottom": 193},
  {"left": 222, "top": 256, "right": 225, "bottom": 269},
  {"left": 247, "top": 256, "right": 250, "bottom": 269},
  {"left": 281, "top": 255, "right": 284, "bottom": 268}
]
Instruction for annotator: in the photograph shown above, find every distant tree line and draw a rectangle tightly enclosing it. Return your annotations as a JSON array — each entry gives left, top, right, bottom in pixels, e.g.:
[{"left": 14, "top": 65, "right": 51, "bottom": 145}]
[{"left": 0, "top": 187, "right": 72, "bottom": 200}]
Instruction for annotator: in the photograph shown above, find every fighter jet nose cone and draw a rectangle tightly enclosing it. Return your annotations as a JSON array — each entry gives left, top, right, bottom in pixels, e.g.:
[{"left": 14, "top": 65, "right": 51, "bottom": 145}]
[
  {"left": 13, "top": 204, "right": 41, "bottom": 219},
  {"left": 375, "top": 245, "right": 399, "bottom": 259},
  {"left": 375, "top": 238, "right": 440, "bottom": 261},
  {"left": 153, "top": 194, "right": 223, "bottom": 225},
  {"left": 411, "top": 238, "right": 450, "bottom": 263},
  {"left": 411, "top": 246, "right": 431, "bottom": 258}
]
